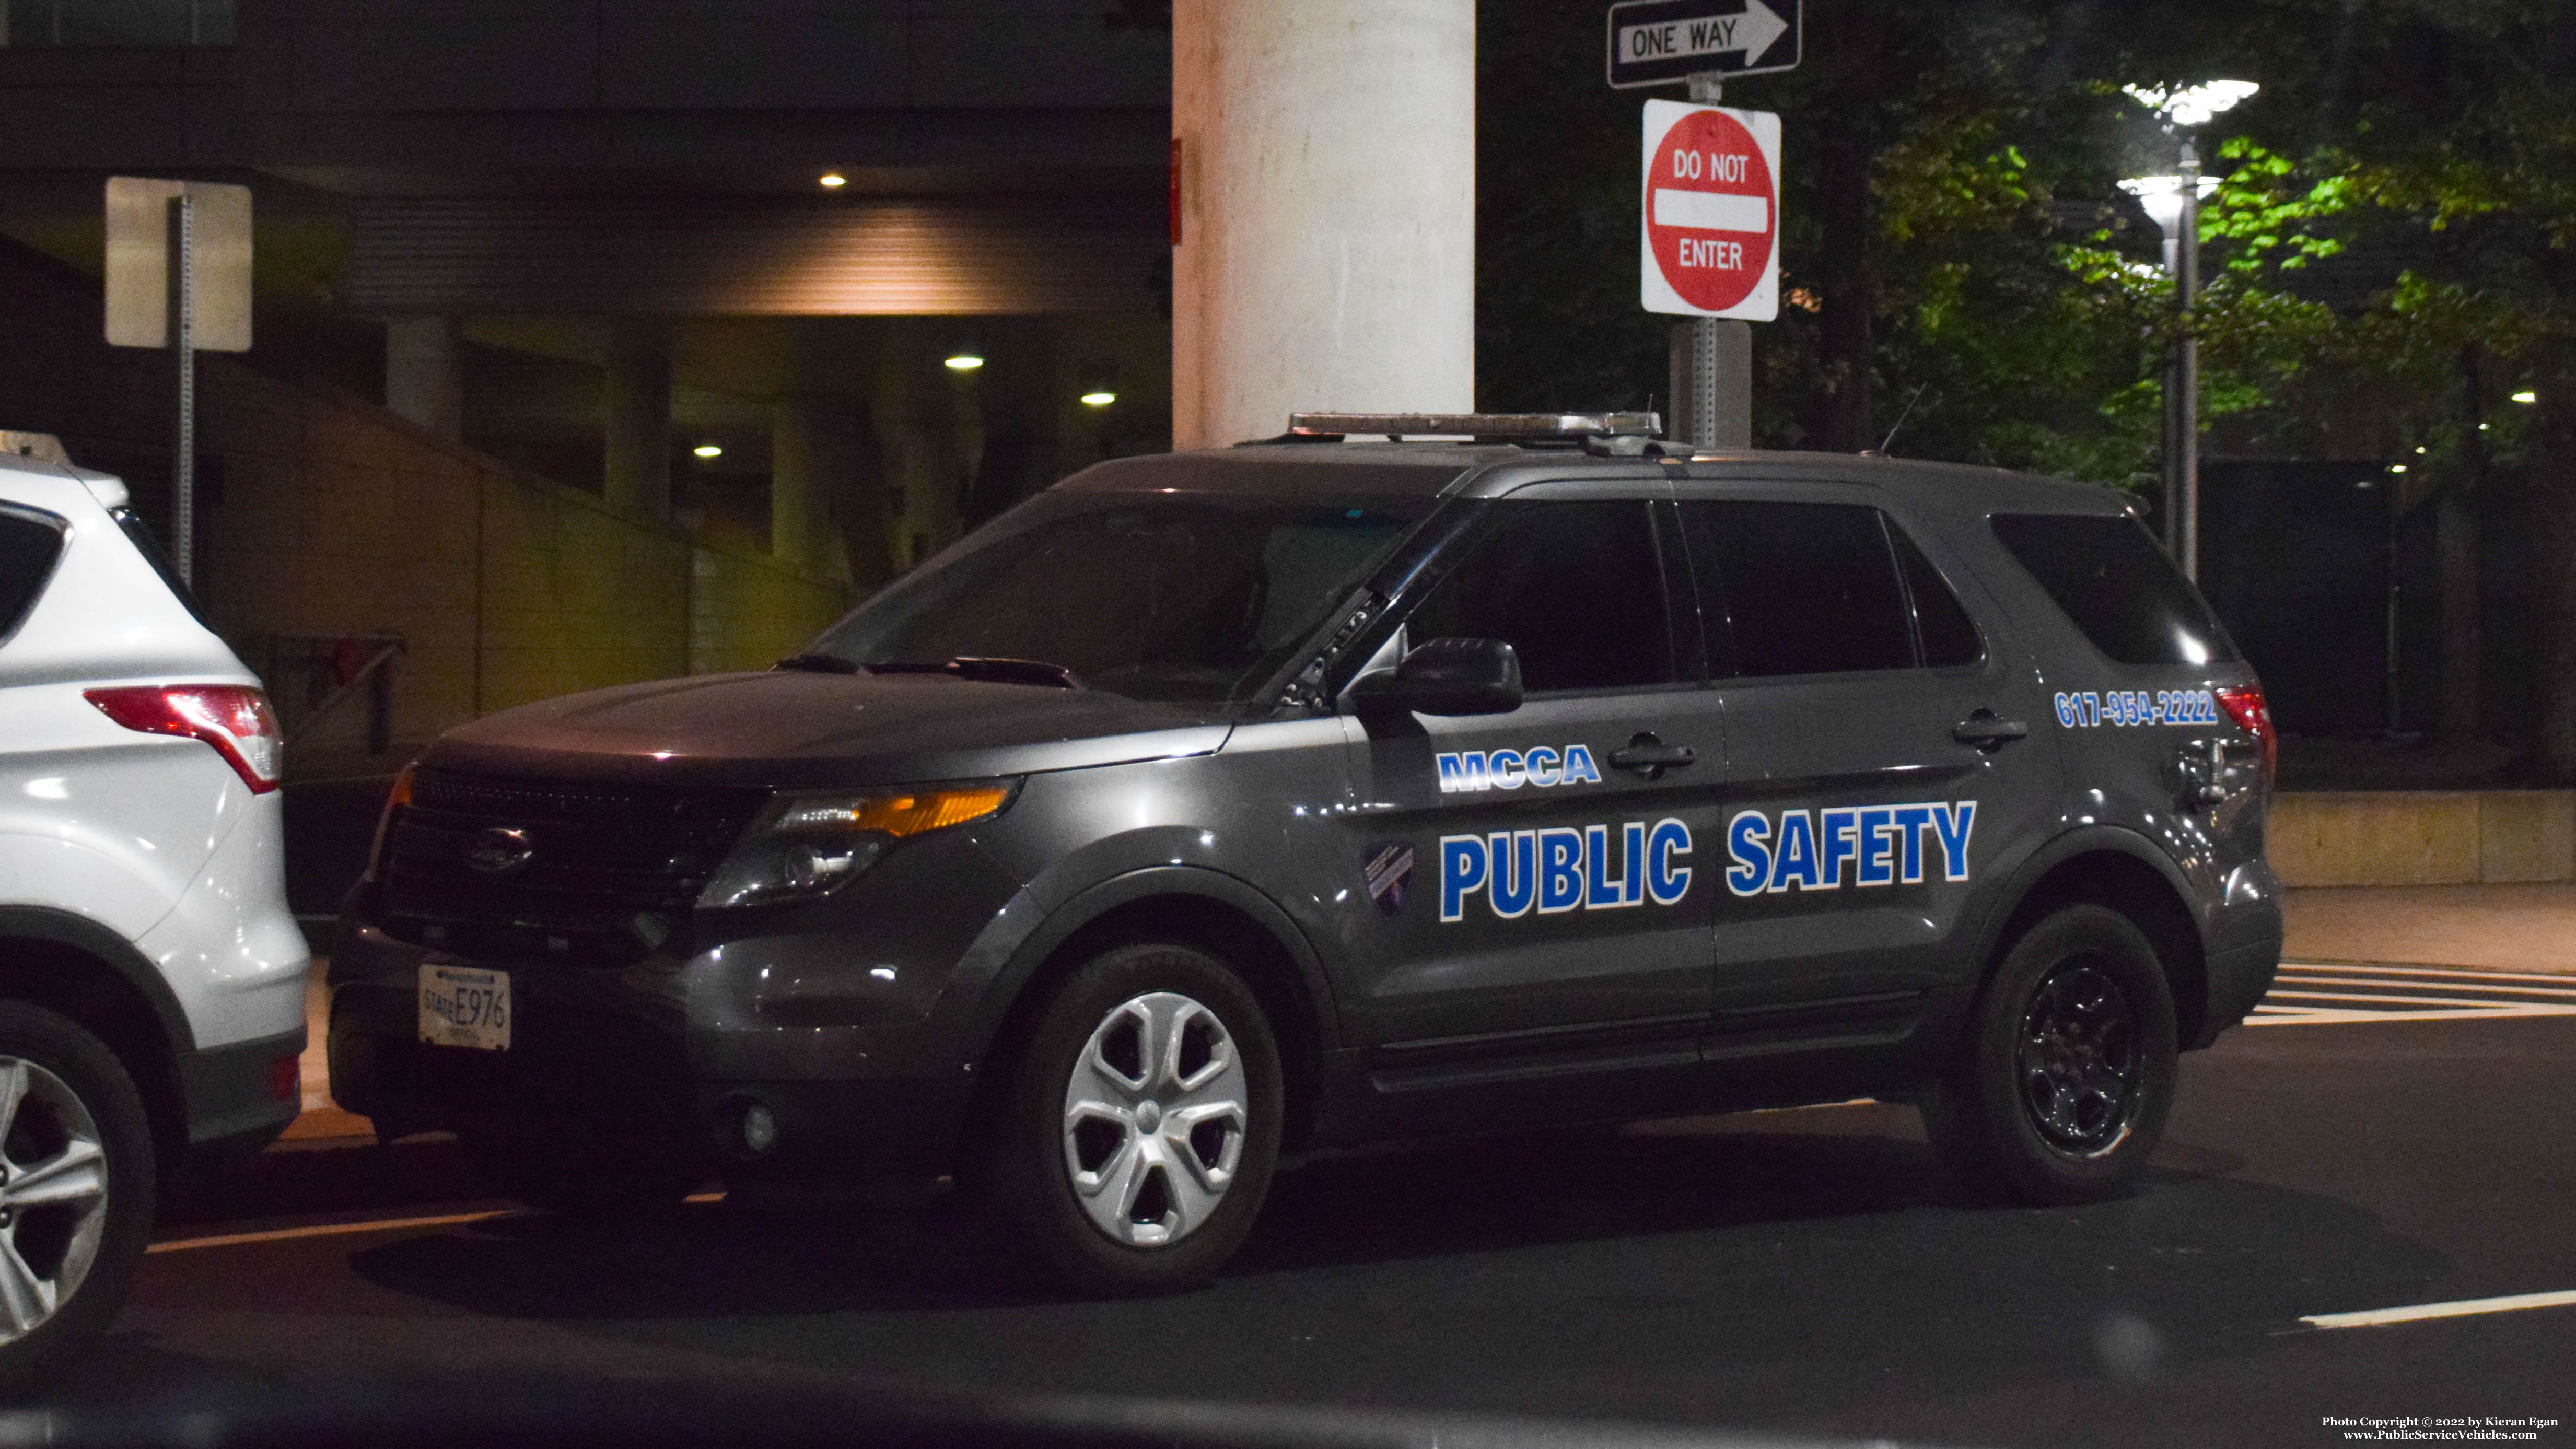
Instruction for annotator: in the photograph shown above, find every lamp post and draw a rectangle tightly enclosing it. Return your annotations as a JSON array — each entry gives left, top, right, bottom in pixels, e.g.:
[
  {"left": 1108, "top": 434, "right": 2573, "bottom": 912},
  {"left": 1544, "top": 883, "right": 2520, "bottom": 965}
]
[{"left": 2120, "top": 80, "right": 2257, "bottom": 582}]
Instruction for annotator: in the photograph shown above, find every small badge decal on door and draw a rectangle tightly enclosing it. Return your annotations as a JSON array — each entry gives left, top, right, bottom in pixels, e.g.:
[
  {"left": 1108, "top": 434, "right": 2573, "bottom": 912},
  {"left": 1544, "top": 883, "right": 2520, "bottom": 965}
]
[{"left": 1362, "top": 843, "right": 1416, "bottom": 916}]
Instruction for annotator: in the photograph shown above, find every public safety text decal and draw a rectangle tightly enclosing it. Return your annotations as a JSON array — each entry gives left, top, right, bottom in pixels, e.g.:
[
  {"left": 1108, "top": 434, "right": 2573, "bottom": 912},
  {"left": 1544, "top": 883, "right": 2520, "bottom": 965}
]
[
  {"left": 1724, "top": 801, "right": 1977, "bottom": 897},
  {"left": 1440, "top": 820, "right": 1693, "bottom": 921}
]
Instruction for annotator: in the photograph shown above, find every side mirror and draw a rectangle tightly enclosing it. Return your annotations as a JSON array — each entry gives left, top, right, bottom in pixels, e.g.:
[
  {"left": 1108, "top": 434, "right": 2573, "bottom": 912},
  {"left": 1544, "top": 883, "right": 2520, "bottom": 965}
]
[{"left": 1348, "top": 637, "right": 1524, "bottom": 719}]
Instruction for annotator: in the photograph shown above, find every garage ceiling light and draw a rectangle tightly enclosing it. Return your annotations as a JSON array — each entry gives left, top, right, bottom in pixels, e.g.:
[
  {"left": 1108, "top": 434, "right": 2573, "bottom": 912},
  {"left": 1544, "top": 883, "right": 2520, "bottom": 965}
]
[
  {"left": 1080, "top": 390, "right": 1116, "bottom": 407},
  {"left": 945, "top": 353, "right": 985, "bottom": 371},
  {"left": 818, "top": 173, "right": 847, "bottom": 189},
  {"left": 693, "top": 444, "right": 723, "bottom": 459}
]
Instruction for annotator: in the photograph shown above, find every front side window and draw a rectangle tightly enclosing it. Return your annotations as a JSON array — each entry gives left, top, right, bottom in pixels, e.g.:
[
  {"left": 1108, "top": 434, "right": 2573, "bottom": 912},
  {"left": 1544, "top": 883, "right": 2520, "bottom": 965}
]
[
  {"left": 808, "top": 493, "right": 1432, "bottom": 704},
  {"left": 1402, "top": 499, "right": 1677, "bottom": 693},
  {"left": 1684, "top": 500, "right": 1916, "bottom": 677}
]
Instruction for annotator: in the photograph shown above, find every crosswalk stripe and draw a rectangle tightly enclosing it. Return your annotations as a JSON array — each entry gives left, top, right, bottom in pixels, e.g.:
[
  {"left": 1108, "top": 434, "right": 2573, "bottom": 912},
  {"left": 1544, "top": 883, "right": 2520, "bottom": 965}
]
[
  {"left": 2249, "top": 961, "right": 2576, "bottom": 1027},
  {"left": 2280, "top": 960, "right": 2576, "bottom": 986},
  {"left": 2275, "top": 976, "right": 2576, "bottom": 999}
]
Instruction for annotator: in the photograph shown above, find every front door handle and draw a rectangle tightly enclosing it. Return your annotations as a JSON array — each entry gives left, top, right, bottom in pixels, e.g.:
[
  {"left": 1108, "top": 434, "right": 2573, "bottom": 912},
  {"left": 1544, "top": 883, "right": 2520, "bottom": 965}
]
[
  {"left": 1952, "top": 709, "right": 2029, "bottom": 751},
  {"left": 1608, "top": 732, "right": 1697, "bottom": 779}
]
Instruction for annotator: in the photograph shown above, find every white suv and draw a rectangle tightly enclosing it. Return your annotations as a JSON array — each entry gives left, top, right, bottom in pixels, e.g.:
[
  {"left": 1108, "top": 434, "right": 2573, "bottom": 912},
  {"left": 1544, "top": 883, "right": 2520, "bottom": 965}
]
[{"left": 0, "top": 445, "right": 308, "bottom": 1386}]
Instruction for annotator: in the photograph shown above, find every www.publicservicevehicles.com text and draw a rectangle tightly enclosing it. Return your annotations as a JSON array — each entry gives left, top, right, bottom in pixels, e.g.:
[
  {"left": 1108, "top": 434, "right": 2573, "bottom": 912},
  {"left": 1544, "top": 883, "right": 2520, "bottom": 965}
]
[{"left": 2325, "top": 1416, "right": 2557, "bottom": 1442}]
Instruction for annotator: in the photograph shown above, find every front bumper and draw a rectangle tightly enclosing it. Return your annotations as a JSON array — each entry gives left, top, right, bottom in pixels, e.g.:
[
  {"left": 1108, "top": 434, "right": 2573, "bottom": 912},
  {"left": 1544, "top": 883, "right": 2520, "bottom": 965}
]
[{"left": 327, "top": 909, "right": 984, "bottom": 1177}]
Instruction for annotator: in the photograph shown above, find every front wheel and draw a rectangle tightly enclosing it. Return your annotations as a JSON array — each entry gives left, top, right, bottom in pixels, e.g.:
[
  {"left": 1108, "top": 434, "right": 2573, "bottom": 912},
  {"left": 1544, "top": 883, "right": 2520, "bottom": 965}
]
[
  {"left": 0, "top": 1003, "right": 157, "bottom": 1393},
  {"left": 1922, "top": 904, "right": 2178, "bottom": 1206},
  {"left": 974, "top": 943, "right": 1283, "bottom": 1295}
]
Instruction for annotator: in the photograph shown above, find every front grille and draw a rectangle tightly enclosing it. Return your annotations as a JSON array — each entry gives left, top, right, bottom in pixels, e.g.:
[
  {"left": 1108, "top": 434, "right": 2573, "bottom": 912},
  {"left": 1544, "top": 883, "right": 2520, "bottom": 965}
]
[{"left": 379, "top": 768, "right": 768, "bottom": 964}]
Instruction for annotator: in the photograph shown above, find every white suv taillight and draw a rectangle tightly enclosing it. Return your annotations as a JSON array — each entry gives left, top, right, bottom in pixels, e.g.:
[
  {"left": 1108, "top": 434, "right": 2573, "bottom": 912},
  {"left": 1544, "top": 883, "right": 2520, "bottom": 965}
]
[{"left": 85, "top": 685, "right": 284, "bottom": 794}]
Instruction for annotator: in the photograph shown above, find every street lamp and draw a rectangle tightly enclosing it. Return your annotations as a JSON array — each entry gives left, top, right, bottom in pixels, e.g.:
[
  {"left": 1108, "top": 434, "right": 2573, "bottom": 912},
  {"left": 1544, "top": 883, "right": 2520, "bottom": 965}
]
[{"left": 2122, "top": 80, "right": 2258, "bottom": 582}]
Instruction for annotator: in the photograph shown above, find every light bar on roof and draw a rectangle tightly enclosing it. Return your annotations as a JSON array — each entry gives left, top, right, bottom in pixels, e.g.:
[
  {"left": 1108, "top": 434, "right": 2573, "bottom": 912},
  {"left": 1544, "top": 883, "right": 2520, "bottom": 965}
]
[{"left": 1288, "top": 412, "right": 1662, "bottom": 439}]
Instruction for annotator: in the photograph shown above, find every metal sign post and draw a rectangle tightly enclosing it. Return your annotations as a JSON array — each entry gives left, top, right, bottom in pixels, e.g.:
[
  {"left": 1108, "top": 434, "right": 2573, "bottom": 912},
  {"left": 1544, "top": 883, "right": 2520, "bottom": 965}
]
[
  {"left": 1639, "top": 90, "right": 1779, "bottom": 449},
  {"left": 2175, "top": 140, "right": 2202, "bottom": 582},
  {"left": 1615, "top": 4, "right": 1795, "bottom": 451},
  {"left": 104, "top": 177, "right": 252, "bottom": 588},
  {"left": 170, "top": 192, "right": 196, "bottom": 582}
]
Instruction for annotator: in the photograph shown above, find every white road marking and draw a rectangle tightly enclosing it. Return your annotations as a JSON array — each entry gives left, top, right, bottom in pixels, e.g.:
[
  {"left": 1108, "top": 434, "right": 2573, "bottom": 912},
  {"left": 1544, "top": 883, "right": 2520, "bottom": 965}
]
[
  {"left": 2249, "top": 963, "right": 2576, "bottom": 1027},
  {"left": 148, "top": 1191, "right": 726, "bottom": 1254},
  {"left": 2280, "top": 961, "right": 2576, "bottom": 986},
  {"left": 2279, "top": 975, "right": 2576, "bottom": 998},
  {"left": 2302, "top": 1289, "right": 2576, "bottom": 1330},
  {"left": 149, "top": 1209, "right": 522, "bottom": 1253}
]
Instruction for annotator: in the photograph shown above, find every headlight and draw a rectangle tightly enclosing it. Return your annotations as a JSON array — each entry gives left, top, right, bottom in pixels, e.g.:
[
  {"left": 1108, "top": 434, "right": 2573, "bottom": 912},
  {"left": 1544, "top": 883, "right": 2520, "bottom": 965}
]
[{"left": 696, "top": 782, "right": 1014, "bottom": 909}]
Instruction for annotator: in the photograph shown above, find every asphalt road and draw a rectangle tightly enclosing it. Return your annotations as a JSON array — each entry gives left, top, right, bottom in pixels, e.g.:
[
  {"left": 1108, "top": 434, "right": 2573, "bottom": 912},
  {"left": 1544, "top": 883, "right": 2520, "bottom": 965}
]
[{"left": 40, "top": 1004, "right": 2576, "bottom": 1449}]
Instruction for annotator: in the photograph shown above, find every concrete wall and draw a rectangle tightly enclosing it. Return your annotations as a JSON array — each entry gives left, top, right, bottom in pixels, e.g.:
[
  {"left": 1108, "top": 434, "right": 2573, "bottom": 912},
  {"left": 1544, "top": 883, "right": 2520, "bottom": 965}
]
[{"left": 2270, "top": 792, "right": 2576, "bottom": 887}]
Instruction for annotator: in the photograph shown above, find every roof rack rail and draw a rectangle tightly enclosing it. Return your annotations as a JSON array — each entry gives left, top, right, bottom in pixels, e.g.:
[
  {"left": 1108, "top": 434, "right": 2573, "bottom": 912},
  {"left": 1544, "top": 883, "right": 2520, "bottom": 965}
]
[{"left": 1285, "top": 412, "right": 1662, "bottom": 441}]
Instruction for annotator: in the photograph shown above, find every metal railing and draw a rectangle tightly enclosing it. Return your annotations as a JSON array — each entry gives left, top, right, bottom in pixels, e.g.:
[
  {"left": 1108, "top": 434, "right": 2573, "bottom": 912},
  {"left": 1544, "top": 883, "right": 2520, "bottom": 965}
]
[
  {"left": 1, "top": 0, "right": 234, "bottom": 46},
  {"left": 265, "top": 633, "right": 404, "bottom": 755}
]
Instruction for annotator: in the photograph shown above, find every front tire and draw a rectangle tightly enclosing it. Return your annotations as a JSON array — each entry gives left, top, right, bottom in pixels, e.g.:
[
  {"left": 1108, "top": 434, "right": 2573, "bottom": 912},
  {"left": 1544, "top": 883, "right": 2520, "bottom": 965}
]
[
  {"left": 975, "top": 943, "right": 1283, "bottom": 1295},
  {"left": 1922, "top": 904, "right": 2178, "bottom": 1206},
  {"left": 0, "top": 1003, "right": 157, "bottom": 1393}
]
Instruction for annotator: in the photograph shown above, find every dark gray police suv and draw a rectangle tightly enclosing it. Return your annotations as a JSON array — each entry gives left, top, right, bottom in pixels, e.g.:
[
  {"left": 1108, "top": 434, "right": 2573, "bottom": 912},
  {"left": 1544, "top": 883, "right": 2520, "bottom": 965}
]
[{"left": 330, "top": 412, "right": 2283, "bottom": 1292}]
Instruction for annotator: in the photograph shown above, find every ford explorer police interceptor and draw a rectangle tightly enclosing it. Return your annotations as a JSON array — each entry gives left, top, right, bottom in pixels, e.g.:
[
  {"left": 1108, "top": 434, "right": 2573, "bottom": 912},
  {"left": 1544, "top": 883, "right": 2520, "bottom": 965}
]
[{"left": 328, "top": 413, "right": 2282, "bottom": 1293}]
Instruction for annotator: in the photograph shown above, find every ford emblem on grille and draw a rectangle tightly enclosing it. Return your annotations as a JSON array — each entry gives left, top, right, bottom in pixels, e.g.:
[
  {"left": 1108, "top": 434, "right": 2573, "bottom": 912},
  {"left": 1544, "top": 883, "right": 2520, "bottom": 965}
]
[{"left": 465, "top": 826, "right": 535, "bottom": 874}]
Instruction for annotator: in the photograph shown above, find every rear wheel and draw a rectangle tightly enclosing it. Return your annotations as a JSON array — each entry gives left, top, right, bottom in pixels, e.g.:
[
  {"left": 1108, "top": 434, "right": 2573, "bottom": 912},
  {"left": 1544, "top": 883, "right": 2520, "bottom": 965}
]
[
  {"left": 0, "top": 1003, "right": 156, "bottom": 1392},
  {"left": 1922, "top": 904, "right": 2177, "bottom": 1206},
  {"left": 974, "top": 943, "right": 1283, "bottom": 1295}
]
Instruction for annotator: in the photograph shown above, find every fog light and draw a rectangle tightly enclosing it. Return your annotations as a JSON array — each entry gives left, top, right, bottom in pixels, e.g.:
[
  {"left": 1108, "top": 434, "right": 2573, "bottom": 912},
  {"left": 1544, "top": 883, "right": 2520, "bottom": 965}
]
[{"left": 738, "top": 1101, "right": 779, "bottom": 1156}]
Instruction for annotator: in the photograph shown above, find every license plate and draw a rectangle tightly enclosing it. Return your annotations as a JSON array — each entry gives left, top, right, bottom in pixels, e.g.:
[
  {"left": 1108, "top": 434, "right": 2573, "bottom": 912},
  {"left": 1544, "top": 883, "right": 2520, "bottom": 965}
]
[{"left": 419, "top": 964, "right": 512, "bottom": 1051}]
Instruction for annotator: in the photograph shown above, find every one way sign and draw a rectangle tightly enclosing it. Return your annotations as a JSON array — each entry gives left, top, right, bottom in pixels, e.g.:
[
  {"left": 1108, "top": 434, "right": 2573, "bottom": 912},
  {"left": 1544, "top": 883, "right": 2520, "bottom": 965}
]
[{"left": 1606, "top": 0, "right": 1800, "bottom": 89}]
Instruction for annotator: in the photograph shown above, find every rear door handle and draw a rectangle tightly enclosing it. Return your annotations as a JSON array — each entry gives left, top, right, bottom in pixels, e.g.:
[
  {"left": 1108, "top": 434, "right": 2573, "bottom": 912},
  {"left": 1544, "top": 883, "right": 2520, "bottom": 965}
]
[
  {"left": 1952, "top": 710, "right": 2029, "bottom": 751},
  {"left": 1608, "top": 732, "right": 1697, "bottom": 778}
]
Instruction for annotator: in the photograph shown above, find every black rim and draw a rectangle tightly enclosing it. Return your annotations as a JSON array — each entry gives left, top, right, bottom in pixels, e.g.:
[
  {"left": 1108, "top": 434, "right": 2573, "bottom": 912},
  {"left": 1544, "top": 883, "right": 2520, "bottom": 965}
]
[{"left": 2015, "top": 960, "right": 2142, "bottom": 1156}]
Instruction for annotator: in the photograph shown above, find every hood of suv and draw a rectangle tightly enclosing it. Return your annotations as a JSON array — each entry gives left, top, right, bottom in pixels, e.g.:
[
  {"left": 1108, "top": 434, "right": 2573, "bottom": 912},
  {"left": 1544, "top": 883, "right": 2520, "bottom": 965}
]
[{"left": 423, "top": 670, "right": 1234, "bottom": 787}]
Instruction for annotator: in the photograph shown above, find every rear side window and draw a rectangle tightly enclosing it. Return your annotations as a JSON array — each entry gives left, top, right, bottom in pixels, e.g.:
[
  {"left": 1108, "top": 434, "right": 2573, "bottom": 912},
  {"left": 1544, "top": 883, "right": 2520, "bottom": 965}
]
[
  {"left": 0, "top": 505, "right": 67, "bottom": 642},
  {"left": 1683, "top": 500, "right": 1915, "bottom": 676},
  {"left": 108, "top": 506, "right": 208, "bottom": 626},
  {"left": 1990, "top": 512, "right": 2239, "bottom": 666},
  {"left": 1405, "top": 500, "right": 1677, "bottom": 692}
]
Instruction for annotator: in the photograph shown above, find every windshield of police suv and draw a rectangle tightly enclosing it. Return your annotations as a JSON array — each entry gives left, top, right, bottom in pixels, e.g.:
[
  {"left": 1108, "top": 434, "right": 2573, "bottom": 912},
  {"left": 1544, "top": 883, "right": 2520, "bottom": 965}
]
[{"left": 807, "top": 492, "right": 1435, "bottom": 703}]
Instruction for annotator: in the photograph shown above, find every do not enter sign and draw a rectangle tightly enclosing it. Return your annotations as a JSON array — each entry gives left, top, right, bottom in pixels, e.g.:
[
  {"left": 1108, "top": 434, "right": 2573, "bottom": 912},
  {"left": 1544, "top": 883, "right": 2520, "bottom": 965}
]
[{"left": 1640, "top": 99, "right": 1780, "bottom": 320}]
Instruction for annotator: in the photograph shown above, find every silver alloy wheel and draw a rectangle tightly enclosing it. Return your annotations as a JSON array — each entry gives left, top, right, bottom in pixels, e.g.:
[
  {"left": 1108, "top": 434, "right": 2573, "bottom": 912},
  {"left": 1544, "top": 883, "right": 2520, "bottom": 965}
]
[
  {"left": 1060, "top": 991, "right": 1248, "bottom": 1248},
  {"left": 0, "top": 1057, "right": 110, "bottom": 1344}
]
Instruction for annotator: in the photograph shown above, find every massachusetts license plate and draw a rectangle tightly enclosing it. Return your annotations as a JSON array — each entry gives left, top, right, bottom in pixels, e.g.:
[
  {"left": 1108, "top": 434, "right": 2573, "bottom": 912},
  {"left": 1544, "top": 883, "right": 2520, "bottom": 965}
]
[{"left": 419, "top": 964, "right": 512, "bottom": 1051}]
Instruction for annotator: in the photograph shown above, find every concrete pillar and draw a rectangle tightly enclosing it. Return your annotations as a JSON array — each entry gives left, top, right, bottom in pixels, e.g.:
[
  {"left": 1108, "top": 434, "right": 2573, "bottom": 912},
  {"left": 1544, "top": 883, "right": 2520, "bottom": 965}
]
[
  {"left": 1171, "top": 0, "right": 1475, "bottom": 449},
  {"left": 384, "top": 316, "right": 462, "bottom": 440},
  {"left": 603, "top": 326, "right": 671, "bottom": 522},
  {"left": 772, "top": 395, "right": 857, "bottom": 577}
]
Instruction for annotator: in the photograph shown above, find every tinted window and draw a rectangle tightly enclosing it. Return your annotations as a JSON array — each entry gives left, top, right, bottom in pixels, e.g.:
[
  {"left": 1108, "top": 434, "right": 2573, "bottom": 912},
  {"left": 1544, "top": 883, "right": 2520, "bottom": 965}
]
[
  {"left": 1890, "top": 523, "right": 1983, "bottom": 667},
  {"left": 1405, "top": 500, "right": 1675, "bottom": 692},
  {"left": 109, "top": 506, "right": 207, "bottom": 625},
  {"left": 1990, "top": 512, "right": 2239, "bottom": 666},
  {"left": 0, "top": 506, "right": 66, "bottom": 641},
  {"left": 810, "top": 492, "right": 1432, "bottom": 703},
  {"left": 1685, "top": 500, "right": 1914, "bottom": 676}
]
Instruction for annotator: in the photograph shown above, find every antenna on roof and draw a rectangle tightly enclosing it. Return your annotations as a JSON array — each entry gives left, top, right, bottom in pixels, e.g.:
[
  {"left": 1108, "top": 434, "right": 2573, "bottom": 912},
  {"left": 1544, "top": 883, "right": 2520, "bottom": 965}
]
[{"left": 1873, "top": 385, "right": 1929, "bottom": 457}]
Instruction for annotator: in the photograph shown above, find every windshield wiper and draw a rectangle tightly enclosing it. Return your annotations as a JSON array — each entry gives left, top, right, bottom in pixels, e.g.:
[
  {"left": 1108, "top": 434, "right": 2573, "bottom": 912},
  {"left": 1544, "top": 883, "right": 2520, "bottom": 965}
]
[
  {"left": 773, "top": 652, "right": 862, "bottom": 674},
  {"left": 867, "top": 656, "right": 1083, "bottom": 690}
]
